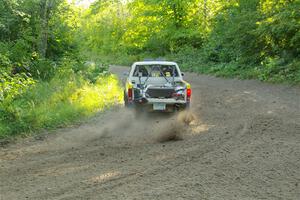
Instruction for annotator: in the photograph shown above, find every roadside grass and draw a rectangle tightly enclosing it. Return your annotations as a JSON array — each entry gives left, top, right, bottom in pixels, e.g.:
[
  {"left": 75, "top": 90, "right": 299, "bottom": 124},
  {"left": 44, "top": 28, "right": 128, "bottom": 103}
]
[
  {"left": 97, "top": 51, "right": 300, "bottom": 84},
  {"left": 165, "top": 48, "right": 300, "bottom": 84},
  {"left": 184, "top": 61, "right": 300, "bottom": 84},
  {"left": 0, "top": 68, "right": 123, "bottom": 139}
]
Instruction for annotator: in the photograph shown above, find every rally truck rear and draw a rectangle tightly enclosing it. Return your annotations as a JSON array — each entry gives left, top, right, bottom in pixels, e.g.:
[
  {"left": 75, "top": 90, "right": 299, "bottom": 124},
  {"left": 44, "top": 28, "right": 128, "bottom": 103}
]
[{"left": 123, "top": 61, "right": 191, "bottom": 112}]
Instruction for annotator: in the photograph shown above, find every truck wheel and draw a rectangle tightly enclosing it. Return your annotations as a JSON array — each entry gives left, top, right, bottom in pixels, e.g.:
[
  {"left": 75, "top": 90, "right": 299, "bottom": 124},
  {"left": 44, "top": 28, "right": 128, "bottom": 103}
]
[
  {"left": 124, "top": 90, "right": 128, "bottom": 107},
  {"left": 185, "top": 102, "right": 191, "bottom": 109},
  {"left": 178, "top": 103, "right": 190, "bottom": 112}
]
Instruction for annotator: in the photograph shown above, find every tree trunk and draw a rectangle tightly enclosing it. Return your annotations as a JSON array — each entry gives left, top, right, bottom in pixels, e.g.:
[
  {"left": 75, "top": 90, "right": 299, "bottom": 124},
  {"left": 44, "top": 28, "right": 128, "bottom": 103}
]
[{"left": 39, "top": 0, "right": 51, "bottom": 58}]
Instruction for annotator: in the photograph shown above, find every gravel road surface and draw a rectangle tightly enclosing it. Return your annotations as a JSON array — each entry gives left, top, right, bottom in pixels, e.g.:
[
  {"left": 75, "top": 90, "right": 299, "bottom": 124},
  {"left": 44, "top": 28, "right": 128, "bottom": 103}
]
[{"left": 1, "top": 66, "right": 299, "bottom": 200}]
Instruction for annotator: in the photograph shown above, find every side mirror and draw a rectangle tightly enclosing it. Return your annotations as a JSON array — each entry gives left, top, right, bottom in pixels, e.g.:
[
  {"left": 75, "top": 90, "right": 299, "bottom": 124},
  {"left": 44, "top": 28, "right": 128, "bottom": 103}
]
[{"left": 181, "top": 73, "right": 185, "bottom": 77}]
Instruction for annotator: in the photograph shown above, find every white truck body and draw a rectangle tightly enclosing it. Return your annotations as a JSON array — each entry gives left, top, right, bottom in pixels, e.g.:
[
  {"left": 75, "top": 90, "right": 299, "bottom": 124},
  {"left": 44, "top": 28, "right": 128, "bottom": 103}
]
[{"left": 124, "top": 61, "right": 191, "bottom": 112}]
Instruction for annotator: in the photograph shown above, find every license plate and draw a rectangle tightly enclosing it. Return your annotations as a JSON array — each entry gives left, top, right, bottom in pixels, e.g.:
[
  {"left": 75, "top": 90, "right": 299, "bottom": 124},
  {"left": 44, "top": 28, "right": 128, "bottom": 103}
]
[{"left": 153, "top": 103, "right": 166, "bottom": 111}]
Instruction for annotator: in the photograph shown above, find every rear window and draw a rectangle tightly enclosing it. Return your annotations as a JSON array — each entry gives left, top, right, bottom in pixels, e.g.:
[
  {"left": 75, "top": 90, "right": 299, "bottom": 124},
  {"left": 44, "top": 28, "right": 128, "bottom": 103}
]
[{"left": 133, "top": 65, "right": 179, "bottom": 77}]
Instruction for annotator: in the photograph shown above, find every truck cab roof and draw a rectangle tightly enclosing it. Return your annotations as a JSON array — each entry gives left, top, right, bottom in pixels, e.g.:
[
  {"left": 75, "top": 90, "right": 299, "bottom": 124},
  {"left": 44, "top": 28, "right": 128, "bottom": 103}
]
[{"left": 132, "top": 61, "right": 178, "bottom": 66}]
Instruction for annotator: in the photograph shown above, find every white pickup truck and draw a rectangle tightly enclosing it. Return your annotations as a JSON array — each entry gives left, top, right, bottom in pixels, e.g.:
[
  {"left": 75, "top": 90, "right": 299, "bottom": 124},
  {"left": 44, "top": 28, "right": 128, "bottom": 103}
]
[{"left": 123, "top": 61, "right": 191, "bottom": 112}]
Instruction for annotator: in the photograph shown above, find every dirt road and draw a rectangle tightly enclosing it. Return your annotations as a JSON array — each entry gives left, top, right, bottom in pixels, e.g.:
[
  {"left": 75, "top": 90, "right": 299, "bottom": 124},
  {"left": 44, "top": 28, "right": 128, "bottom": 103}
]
[{"left": 1, "top": 66, "right": 300, "bottom": 200}]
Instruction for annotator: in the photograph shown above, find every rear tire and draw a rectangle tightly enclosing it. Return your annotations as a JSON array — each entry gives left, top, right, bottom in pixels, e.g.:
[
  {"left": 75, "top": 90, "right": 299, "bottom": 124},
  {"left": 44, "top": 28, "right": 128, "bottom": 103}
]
[
  {"left": 124, "top": 90, "right": 128, "bottom": 107},
  {"left": 185, "top": 102, "right": 191, "bottom": 109},
  {"left": 174, "top": 103, "right": 190, "bottom": 112}
]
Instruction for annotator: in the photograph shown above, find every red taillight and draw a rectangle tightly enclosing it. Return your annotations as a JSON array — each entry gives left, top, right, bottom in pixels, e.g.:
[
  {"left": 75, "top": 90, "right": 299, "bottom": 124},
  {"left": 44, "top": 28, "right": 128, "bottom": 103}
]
[
  {"left": 187, "top": 88, "right": 191, "bottom": 101},
  {"left": 128, "top": 88, "right": 133, "bottom": 101}
]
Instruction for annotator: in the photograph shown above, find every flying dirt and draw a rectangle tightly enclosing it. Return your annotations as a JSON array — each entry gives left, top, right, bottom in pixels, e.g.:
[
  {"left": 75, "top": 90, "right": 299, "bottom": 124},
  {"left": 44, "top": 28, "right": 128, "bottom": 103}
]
[{"left": 0, "top": 66, "right": 299, "bottom": 200}]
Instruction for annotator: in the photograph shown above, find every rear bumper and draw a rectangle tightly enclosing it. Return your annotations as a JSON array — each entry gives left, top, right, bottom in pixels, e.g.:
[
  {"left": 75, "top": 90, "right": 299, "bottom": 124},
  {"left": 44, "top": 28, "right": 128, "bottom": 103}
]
[
  {"left": 128, "top": 98, "right": 189, "bottom": 112},
  {"left": 146, "top": 98, "right": 186, "bottom": 104}
]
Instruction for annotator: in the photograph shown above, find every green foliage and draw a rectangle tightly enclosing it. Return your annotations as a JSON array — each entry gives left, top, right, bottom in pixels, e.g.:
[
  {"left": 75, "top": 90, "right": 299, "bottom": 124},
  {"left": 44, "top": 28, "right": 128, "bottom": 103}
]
[
  {"left": 258, "top": 58, "right": 300, "bottom": 83},
  {"left": 0, "top": 63, "right": 123, "bottom": 138},
  {"left": 205, "top": 0, "right": 262, "bottom": 64},
  {"left": 0, "top": 72, "right": 35, "bottom": 102},
  {"left": 79, "top": 0, "right": 299, "bottom": 84},
  {"left": 256, "top": 0, "right": 300, "bottom": 60},
  {"left": 0, "top": 0, "right": 123, "bottom": 138}
]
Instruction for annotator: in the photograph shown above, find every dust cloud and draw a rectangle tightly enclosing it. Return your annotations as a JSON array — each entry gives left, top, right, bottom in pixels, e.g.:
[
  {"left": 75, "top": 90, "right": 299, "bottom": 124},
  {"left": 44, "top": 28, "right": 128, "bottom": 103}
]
[
  {"left": 100, "top": 108, "right": 198, "bottom": 143},
  {"left": 35, "top": 108, "right": 197, "bottom": 152}
]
